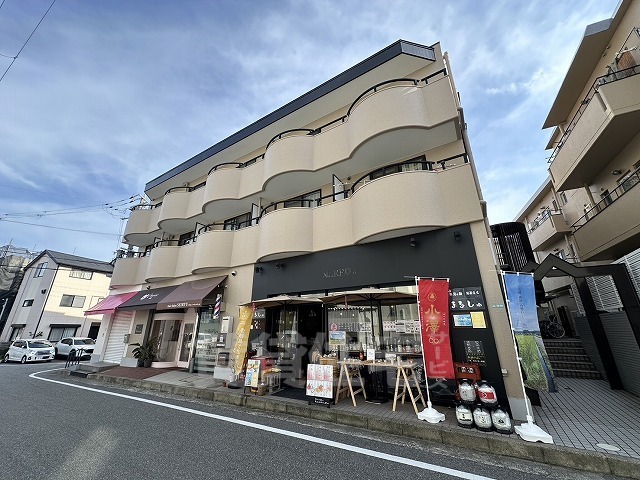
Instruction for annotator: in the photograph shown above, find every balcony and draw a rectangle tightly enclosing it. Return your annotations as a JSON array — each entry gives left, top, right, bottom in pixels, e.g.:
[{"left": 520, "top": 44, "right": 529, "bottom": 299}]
[
  {"left": 157, "top": 187, "right": 205, "bottom": 234},
  {"left": 549, "top": 67, "right": 640, "bottom": 191},
  {"left": 572, "top": 168, "right": 640, "bottom": 261},
  {"left": 114, "top": 156, "right": 478, "bottom": 284},
  {"left": 123, "top": 205, "right": 162, "bottom": 247},
  {"left": 202, "top": 75, "right": 460, "bottom": 220},
  {"left": 350, "top": 163, "right": 482, "bottom": 244},
  {"left": 111, "top": 254, "right": 149, "bottom": 288},
  {"left": 528, "top": 211, "right": 571, "bottom": 251},
  {"left": 145, "top": 243, "right": 180, "bottom": 282},
  {"left": 256, "top": 207, "right": 314, "bottom": 262}
]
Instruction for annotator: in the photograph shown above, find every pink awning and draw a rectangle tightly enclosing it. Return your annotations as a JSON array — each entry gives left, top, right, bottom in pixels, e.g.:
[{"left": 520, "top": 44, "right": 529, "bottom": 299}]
[{"left": 84, "top": 292, "right": 138, "bottom": 316}]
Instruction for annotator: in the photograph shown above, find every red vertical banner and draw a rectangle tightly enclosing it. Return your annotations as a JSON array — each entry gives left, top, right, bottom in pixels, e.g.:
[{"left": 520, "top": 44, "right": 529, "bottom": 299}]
[{"left": 418, "top": 279, "right": 454, "bottom": 379}]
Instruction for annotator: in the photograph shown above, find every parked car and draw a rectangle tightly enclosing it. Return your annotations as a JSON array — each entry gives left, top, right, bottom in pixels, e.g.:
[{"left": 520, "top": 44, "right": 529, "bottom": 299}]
[
  {"left": 3, "top": 339, "right": 55, "bottom": 363},
  {"left": 54, "top": 337, "right": 95, "bottom": 359}
]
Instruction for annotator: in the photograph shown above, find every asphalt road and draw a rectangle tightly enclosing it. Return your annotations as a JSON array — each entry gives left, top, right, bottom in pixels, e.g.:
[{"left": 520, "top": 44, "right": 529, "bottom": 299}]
[{"left": 0, "top": 361, "right": 625, "bottom": 480}]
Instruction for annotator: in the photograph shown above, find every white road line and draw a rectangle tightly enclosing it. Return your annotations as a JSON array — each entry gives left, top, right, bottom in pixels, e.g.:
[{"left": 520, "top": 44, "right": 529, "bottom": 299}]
[{"left": 31, "top": 369, "right": 495, "bottom": 480}]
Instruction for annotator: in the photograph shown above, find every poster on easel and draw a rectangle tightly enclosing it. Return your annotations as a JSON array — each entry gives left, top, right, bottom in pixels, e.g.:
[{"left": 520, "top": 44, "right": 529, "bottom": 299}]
[
  {"left": 244, "top": 359, "right": 260, "bottom": 388},
  {"left": 306, "top": 364, "right": 333, "bottom": 401}
]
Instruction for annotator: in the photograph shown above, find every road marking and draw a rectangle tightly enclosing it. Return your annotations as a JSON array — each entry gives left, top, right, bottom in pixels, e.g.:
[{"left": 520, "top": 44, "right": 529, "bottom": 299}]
[{"left": 31, "top": 369, "right": 495, "bottom": 480}]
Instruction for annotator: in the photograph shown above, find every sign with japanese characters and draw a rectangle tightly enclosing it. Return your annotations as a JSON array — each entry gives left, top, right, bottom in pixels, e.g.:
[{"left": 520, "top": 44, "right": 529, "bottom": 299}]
[
  {"left": 450, "top": 287, "right": 485, "bottom": 311},
  {"left": 418, "top": 278, "right": 454, "bottom": 379},
  {"left": 306, "top": 364, "right": 334, "bottom": 399}
]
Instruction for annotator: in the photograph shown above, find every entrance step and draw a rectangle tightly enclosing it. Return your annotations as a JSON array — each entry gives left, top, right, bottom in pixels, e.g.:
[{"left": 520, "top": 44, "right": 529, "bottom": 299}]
[
  {"left": 69, "top": 370, "right": 89, "bottom": 378},
  {"left": 544, "top": 338, "right": 602, "bottom": 380},
  {"left": 553, "top": 368, "right": 602, "bottom": 379}
]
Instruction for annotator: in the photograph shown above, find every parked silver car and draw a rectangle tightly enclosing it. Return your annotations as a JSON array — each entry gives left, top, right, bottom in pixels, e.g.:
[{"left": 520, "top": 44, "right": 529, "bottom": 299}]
[
  {"left": 54, "top": 337, "right": 95, "bottom": 359},
  {"left": 4, "top": 339, "right": 55, "bottom": 363}
]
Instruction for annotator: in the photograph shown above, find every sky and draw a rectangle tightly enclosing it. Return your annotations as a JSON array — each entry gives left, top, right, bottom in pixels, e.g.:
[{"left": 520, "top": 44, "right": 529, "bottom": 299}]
[{"left": 0, "top": 0, "right": 620, "bottom": 262}]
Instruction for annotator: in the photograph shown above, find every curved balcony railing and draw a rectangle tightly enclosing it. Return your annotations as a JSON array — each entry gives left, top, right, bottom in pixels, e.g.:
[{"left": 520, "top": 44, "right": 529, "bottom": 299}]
[
  {"left": 350, "top": 153, "right": 467, "bottom": 193},
  {"left": 204, "top": 70, "right": 450, "bottom": 182},
  {"left": 572, "top": 165, "right": 640, "bottom": 230},
  {"left": 165, "top": 181, "right": 206, "bottom": 196},
  {"left": 265, "top": 128, "right": 315, "bottom": 151},
  {"left": 116, "top": 249, "right": 150, "bottom": 259},
  {"left": 130, "top": 203, "right": 162, "bottom": 211},
  {"left": 548, "top": 61, "right": 640, "bottom": 165}
]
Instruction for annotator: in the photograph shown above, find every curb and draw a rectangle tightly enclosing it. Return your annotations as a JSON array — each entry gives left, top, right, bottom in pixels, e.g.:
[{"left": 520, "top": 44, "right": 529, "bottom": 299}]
[{"left": 79, "top": 372, "right": 640, "bottom": 479}]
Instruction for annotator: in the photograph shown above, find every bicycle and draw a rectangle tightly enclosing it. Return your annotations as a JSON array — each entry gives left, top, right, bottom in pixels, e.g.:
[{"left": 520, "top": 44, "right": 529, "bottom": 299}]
[{"left": 539, "top": 313, "right": 565, "bottom": 339}]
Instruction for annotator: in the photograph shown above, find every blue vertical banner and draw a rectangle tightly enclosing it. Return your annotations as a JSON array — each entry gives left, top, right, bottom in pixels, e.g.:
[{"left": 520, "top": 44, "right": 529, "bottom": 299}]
[{"left": 503, "top": 273, "right": 553, "bottom": 392}]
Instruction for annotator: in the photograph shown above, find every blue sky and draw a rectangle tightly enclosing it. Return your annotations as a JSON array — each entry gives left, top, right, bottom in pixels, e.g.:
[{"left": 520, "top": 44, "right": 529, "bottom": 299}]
[{"left": 0, "top": 0, "right": 619, "bottom": 261}]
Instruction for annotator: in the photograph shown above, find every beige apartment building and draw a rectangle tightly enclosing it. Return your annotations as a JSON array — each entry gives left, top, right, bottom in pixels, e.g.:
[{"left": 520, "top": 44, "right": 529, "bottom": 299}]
[
  {"left": 93, "top": 40, "right": 529, "bottom": 418},
  {"left": 515, "top": 0, "right": 640, "bottom": 394}
]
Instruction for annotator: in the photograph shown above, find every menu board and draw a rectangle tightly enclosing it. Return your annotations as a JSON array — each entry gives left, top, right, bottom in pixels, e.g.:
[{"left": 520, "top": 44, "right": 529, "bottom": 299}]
[
  {"left": 306, "top": 364, "right": 334, "bottom": 399},
  {"left": 464, "top": 340, "right": 486, "bottom": 366}
]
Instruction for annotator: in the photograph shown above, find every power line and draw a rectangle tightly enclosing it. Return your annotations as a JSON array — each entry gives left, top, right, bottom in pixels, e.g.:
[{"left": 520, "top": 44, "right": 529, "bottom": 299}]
[
  {"left": 0, "top": 218, "right": 124, "bottom": 237},
  {"left": 0, "top": 195, "right": 141, "bottom": 218},
  {"left": 0, "top": 0, "right": 57, "bottom": 85}
]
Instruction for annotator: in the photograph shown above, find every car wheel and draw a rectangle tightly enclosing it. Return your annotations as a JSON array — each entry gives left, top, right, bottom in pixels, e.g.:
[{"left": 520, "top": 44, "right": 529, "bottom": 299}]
[
  {"left": 2, "top": 354, "right": 8, "bottom": 363},
  {"left": 54, "top": 348, "right": 58, "bottom": 359},
  {"left": 21, "top": 356, "right": 27, "bottom": 364}
]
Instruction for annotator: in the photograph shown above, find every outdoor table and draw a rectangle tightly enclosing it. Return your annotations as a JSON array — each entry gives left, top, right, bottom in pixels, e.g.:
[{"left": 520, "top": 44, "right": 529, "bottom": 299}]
[
  {"left": 388, "top": 360, "right": 426, "bottom": 414},
  {"left": 335, "top": 359, "right": 368, "bottom": 406}
]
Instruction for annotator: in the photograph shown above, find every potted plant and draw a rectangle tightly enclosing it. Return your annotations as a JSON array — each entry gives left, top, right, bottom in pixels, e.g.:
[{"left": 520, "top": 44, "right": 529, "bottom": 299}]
[{"left": 132, "top": 337, "right": 158, "bottom": 367}]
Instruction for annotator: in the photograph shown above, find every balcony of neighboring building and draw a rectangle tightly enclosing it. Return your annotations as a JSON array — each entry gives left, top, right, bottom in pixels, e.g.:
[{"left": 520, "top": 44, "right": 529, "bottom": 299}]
[
  {"left": 202, "top": 73, "right": 460, "bottom": 220},
  {"left": 549, "top": 65, "right": 640, "bottom": 191},
  {"left": 527, "top": 210, "right": 571, "bottom": 251},
  {"left": 572, "top": 166, "right": 640, "bottom": 261},
  {"left": 123, "top": 205, "right": 162, "bottom": 247},
  {"left": 110, "top": 252, "right": 150, "bottom": 287}
]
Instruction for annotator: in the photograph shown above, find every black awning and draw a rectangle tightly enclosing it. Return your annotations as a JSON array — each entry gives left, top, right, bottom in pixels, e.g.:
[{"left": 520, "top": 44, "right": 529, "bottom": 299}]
[{"left": 117, "top": 285, "right": 178, "bottom": 311}]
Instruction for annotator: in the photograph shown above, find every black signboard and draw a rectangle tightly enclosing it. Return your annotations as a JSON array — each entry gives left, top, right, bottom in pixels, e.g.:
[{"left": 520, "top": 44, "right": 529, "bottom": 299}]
[
  {"left": 464, "top": 340, "right": 486, "bottom": 366},
  {"left": 450, "top": 286, "right": 485, "bottom": 311}
]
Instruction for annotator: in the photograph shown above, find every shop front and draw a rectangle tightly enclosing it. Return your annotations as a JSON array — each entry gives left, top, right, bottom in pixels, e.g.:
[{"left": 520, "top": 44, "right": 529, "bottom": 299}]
[{"left": 248, "top": 226, "right": 510, "bottom": 410}]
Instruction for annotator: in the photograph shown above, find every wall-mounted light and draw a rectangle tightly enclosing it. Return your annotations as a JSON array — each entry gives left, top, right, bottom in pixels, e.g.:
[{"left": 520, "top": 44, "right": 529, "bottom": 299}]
[
  {"left": 254, "top": 266, "right": 263, "bottom": 273},
  {"left": 409, "top": 238, "right": 417, "bottom": 248},
  {"left": 275, "top": 263, "right": 285, "bottom": 269},
  {"left": 40, "top": 289, "right": 47, "bottom": 294},
  {"left": 453, "top": 230, "right": 461, "bottom": 241},
  {"left": 612, "top": 169, "right": 623, "bottom": 175}
]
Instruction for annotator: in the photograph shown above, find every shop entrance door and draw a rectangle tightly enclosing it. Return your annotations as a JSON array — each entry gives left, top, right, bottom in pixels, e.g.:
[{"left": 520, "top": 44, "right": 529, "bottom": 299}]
[{"left": 177, "top": 323, "right": 194, "bottom": 368}]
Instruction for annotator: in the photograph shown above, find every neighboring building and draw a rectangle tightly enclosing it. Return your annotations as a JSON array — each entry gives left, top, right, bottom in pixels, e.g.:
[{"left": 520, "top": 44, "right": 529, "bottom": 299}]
[
  {"left": 515, "top": 1, "right": 640, "bottom": 393},
  {"left": 0, "top": 250, "right": 113, "bottom": 343},
  {"left": 98, "top": 39, "right": 529, "bottom": 418},
  {"left": 0, "top": 244, "right": 40, "bottom": 335}
]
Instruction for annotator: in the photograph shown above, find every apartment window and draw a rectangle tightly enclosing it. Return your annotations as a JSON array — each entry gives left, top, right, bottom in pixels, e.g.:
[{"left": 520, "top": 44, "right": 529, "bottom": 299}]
[
  {"left": 559, "top": 192, "right": 567, "bottom": 205},
  {"left": 49, "top": 326, "right": 78, "bottom": 342},
  {"left": 22, "top": 299, "right": 34, "bottom": 307},
  {"left": 284, "top": 190, "right": 322, "bottom": 208},
  {"left": 34, "top": 262, "right": 47, "bottom": 277},
  {"left": 178, "top": 231, "right": 196, "bottom": 245},
  {"left": 69, "top": 269, "right": 93, "bottom": 280},
  {"left": 224, "top": 212, "right": 251, "bottom": 231},
  {"left": 10, "top": 327, "right": 24, "bottom": 340},
  {"left": 60, "top": 294, "right": 86, "bottom": 308}
]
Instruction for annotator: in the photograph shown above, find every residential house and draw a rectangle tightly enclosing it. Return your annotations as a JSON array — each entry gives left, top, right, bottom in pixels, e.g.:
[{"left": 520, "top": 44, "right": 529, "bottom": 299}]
[{"left": 0, "top": 250, "right": 113, "bottom": 343}]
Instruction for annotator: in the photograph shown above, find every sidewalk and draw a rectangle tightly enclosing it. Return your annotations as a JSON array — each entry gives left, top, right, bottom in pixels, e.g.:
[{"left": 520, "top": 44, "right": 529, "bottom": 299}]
[{"left": 64, "top": 364, "right": 640, "bottom": 479}]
